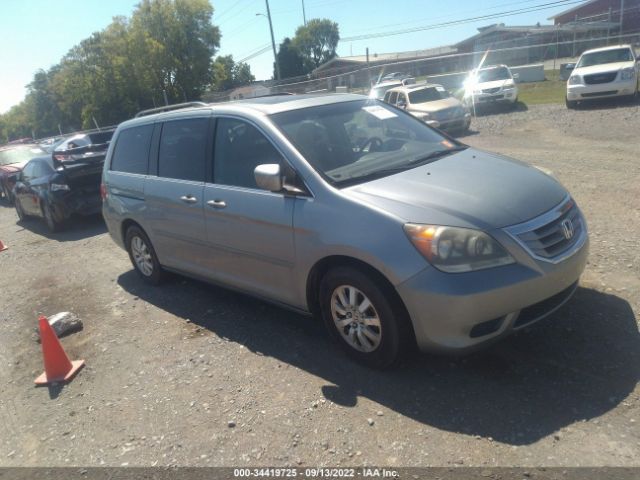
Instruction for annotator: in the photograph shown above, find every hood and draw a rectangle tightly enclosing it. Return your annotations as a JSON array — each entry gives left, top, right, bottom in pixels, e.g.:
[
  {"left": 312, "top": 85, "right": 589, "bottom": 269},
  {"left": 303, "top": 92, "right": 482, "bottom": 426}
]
[
  {"left": 0, "top": 161, "right": 27, "bottom": 175},
  {"left": 408, "top": 97, "right": 462, "bottom": 113},
  {"left": 573, "top": 61, "right": 635, "bottom": 76},
  {"left": 346, "top": 148, "right": 568, "bottom": 229},
  {"left": 475, "top": 78, "right": 514, "bottom": 90}
]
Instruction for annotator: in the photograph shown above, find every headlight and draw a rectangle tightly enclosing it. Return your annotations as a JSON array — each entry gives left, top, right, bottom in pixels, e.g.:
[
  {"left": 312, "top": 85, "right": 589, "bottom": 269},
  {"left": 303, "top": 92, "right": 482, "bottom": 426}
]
[
  {"left": 418, "top": 112, "right": 431, "bottom": 120},
  {"left": 403, "top": 224, "right": 515, "bottom": 273},
  {"left": 568, "top": 75, "right": 582, "bottom": 85},
  {"left": 621, "top": 67, "right": 635, "bottom": 80}
]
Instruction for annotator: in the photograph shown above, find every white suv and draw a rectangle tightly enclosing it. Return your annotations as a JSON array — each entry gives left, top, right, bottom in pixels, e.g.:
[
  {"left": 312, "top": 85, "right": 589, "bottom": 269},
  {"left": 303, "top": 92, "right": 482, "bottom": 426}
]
[
  {"left": 566, "top": 44, "right": 639, "bottom": 108},
  {"left": 463, "top": 65, "right": 519, "bottom": 108}
]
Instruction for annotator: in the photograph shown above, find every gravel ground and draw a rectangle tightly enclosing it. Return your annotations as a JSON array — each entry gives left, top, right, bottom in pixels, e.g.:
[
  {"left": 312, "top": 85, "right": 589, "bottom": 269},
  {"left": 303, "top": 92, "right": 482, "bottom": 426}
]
[{"left": 0, "top": 101, "right": 638, "bottom": 468}]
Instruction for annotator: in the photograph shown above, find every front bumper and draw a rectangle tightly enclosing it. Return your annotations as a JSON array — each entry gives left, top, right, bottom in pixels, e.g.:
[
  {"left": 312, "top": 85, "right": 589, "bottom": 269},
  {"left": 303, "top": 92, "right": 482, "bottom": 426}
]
[
  {"left": 466, "top": 89, "right": 517, "bottom": 105},
  {"left": 397, "top": 232, "right": 589, "bottom": 353},
  {"left": 567, "top": 78, "right": 637, "bottom": 100}
]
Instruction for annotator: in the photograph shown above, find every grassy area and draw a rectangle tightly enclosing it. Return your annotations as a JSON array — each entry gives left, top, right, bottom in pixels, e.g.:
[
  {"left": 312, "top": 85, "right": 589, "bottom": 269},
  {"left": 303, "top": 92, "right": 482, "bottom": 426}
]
[{"left": 517, "top": 70, "right": 566, "bottom": 105}]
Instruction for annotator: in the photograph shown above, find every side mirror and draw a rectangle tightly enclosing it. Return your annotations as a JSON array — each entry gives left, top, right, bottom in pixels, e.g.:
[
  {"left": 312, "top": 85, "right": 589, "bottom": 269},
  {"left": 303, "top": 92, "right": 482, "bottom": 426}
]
[
  {"left": 512, "top": 73, "right": 520, "bottom": 81},
  {"left": 397, "top": 100, "right": 407, "bottom": 109},
  {"left": 254, "top": 164, "right": 283, "bottom": 192}
]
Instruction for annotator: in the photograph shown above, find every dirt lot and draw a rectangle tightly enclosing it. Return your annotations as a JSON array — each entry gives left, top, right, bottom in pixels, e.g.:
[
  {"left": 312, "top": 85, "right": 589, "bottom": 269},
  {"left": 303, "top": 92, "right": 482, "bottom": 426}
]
[{"left": 0, "top": 101, "right": 638, "bottom": 468}]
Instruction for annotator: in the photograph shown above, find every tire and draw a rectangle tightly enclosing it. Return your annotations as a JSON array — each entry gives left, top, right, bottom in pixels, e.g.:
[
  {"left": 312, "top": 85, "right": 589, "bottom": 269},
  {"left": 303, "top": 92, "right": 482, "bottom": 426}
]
[
  {"left": 15, "top": 197, "right": 28, "bottom": 222},
  {"left": 125, "top": 225, "right": 165, "bottom": 285},
  {"left": 319, "top": 266, "right": 412, "bottom": 368},
  {"left": 2, "top": 185, "right": 14, "bottom": 205},
  {"left": 566, "top": 97, "right": 577, "bottom": 109},
  {"left": 43, "top": 202, "right": 63, "bottom": 232}
]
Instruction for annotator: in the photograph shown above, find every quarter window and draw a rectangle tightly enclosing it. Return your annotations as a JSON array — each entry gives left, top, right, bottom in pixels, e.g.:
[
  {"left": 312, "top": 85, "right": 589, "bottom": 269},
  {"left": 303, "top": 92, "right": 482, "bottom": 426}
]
[
  {"left": 110, "top": 124, "right": 153, "bottom": 174},
  {"left": 213, "top": 118, "right": 284, "bottom": 189},
  {"left": 158, "top": 118, "right": 209, "bottom": 182}
]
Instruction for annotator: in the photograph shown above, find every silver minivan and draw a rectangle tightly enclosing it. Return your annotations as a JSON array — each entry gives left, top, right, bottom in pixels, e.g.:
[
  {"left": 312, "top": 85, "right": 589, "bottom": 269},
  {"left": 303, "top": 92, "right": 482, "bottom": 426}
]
[{"left": 102, "top": 94, "right": 588, "bottom": 368}]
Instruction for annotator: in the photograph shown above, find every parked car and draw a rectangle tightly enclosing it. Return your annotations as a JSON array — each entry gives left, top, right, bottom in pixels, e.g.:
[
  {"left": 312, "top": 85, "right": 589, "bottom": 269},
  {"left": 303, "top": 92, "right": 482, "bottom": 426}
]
[
  {"left": 380, "top": 72, "right": 410, "bottom": 82},
  {"left": 102, "top": 95, "right": 588, "bottom": 368},
  {"left": 566, "top": 44, "right": 638, "bottom": 109},
  {"left": 368, "top": 78, "right": 415, "bottom": 100},
  {"left": 13, "top": 143, "right": 107, "bottom": 232},
  {"left": 0, "top": 144, "right": 47, "bottom": 204},
  {"left": 383, "top": 83, "right": 471, "bottom": 133},
  {"left": 463, "top": 64, "right": 519, "bottom": 108}
]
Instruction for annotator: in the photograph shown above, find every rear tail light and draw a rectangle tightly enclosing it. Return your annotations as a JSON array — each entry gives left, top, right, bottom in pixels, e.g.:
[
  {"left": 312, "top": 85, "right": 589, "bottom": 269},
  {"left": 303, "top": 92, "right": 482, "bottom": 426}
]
[{"left": 100, "top": 182, "right": 108, "bottom": 201}]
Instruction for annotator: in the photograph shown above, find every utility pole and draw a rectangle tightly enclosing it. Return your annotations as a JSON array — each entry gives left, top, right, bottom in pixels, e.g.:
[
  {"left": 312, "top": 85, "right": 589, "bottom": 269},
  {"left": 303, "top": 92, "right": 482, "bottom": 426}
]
[
  {"left": 607, "top": 7, "right": 612, "bottom": 45},
  {"left": 366, "top": 47, "right": 371, "bottom": 87},
  {"left": 302, "top": 0, "right": 307, "bottom": 25},
  {"left": 619, "top": 0, "right": 625, "bottom": 43},
  {"left": 265, "top": 0, "right": 281, "bottom": 80},
  {"left": 572, "top": 14, "right": 578, "bottom": 57}
]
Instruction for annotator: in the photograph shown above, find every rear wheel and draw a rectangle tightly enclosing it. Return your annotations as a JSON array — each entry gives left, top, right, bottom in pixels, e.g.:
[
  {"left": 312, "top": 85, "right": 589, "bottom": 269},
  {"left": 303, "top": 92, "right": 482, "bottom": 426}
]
[
  {"left": 319, "top": 266, "right": 411, "bottom": 368},
  {"left": 43, "top": 202, "right": 63, "bottom": 232},
  {"left": 2, "top": 185, "right": 14, "bottom": 205},
  {"left": 125, "top": 225, "right": 165, "bottom": 285}
]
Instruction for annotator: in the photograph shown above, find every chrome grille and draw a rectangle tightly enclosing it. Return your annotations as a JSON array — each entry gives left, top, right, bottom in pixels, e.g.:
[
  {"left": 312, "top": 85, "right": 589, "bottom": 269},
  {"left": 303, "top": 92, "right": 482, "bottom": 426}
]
[
  {"left": 505, "top": 198, "right": 586, "bottom": 262},
  {"left": 483, "top": 87, "right": 501, "bottom": 94}
]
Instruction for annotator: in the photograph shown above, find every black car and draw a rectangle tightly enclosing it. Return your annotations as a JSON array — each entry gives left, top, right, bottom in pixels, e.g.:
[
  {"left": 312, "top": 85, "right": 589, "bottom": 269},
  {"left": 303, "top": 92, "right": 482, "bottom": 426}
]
[{"left": 13, "top": 150, "right": 105, "bottom": 232}]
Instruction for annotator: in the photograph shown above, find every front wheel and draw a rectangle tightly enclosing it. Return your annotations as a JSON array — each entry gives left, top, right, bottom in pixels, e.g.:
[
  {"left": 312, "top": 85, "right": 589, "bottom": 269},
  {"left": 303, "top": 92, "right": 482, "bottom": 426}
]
[
  {"left": 566, "top": 97, "right": 577, "bottom": 109},
  {"left": 319, "top": 266, "right": 411, "bottom": 368},
  {"left": 125, "top": 226, "right": 165, "bottom": 285}
]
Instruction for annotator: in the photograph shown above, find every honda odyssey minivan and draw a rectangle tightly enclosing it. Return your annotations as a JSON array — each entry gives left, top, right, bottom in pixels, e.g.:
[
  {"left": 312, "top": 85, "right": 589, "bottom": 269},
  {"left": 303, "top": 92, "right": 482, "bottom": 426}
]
[{"left": 102, "top": 95, "right": 588, "bottom": 368}]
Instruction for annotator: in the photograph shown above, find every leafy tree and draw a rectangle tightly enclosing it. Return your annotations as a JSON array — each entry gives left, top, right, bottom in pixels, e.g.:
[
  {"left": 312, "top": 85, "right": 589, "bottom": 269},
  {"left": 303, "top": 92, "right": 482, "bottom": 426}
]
[
  {"left": 276, "top": 38, "right": 306, "bottom": 78},
  {"left": 129, "top": 0, "right": 221, "bottom": 104},
  {"left": 292, "top": 19, "right": 339, "bottom": 71},
  {"left": 210, "top": 55, "right": 255, "bottom": 92}
]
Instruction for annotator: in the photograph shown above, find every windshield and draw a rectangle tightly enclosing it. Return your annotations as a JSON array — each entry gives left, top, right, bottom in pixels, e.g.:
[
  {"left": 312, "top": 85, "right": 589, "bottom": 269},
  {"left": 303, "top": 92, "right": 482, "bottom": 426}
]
[
  {"left": 409, "top": 87, "right": 449, "bottom": 104},
  {"left": 271, "top": 100, "right": 465, "bottom": 187},
  {"left": 476, "top": 67, "right": 511, "bottom": 82},
  {"left": 0, "top": 146, "right": 45, "bottom": 166},
  {"left": 577, "top": 48, "right": 634, "bottom": 68},
  {"left": 369, "top": 83, "right": 399, "bottom": 100}
]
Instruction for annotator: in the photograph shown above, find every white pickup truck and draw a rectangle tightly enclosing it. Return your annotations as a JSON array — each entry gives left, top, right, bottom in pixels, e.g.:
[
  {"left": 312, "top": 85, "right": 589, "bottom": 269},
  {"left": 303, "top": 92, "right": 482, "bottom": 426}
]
[{"left": 566, "top": 44, "right": 639, "bottom": 109}]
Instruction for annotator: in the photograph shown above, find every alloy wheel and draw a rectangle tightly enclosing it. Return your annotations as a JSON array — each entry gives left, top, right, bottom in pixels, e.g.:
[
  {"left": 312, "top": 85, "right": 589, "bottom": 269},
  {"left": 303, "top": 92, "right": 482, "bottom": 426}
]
[
  {"left": 330, "top": 285, "right": 382, "bottom": 352},
  {"left": 131, "top": 236, "right": 154, "bottom": 277}
]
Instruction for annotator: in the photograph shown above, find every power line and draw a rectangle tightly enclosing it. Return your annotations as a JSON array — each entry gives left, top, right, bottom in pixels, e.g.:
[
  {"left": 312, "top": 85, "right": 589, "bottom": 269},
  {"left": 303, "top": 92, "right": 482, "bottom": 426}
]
[{"left": 341, "top": 0, "right": 584, "bottom": 42}]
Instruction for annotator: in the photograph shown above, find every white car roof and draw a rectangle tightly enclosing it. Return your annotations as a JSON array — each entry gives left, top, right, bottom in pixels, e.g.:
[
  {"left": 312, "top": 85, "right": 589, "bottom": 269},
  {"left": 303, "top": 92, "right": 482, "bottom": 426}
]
[{"left": 580, "top": 44, "right": 634, "bottom": 55}]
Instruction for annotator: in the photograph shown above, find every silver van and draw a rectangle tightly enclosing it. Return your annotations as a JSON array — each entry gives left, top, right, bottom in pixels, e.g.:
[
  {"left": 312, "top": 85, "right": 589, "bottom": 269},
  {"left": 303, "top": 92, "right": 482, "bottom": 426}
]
[{"left": 102, "top": 94, "right": 588, "bottom": 368}]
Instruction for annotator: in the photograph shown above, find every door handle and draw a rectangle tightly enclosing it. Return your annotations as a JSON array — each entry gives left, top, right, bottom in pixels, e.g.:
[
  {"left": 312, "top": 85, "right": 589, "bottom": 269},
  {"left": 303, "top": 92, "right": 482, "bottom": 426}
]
[
  {"left": 180, "top": 195, "right": 198, "bottom": 204},
  {"left": 206, "top": 199, "right": 227, "bottom": 209}
]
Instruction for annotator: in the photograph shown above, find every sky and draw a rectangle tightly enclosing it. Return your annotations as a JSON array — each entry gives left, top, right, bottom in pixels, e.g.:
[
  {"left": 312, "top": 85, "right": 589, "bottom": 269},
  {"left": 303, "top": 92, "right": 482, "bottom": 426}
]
[{"left": 0, "top": 0, "right": 579, "bottom": 113}]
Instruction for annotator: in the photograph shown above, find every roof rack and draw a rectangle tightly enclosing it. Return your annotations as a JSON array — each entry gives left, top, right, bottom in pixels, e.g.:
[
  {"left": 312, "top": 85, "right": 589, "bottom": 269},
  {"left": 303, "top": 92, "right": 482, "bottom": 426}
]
[{"left": 134, "top": 102, "right": 208, "bottom": 118}]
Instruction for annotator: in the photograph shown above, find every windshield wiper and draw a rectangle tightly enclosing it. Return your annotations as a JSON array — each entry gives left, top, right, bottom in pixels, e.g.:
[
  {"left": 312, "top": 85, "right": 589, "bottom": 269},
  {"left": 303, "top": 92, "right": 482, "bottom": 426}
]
[
  {"left": 408, "top": 145, "right": 468, "bottom": 166},
  {"left": 334, "top": 146, "right": 468, "bottom": 188}
]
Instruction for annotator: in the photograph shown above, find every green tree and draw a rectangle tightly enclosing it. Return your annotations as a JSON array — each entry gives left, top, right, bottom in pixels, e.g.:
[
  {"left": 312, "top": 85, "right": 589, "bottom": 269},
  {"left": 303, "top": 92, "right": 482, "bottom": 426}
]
[
  {"left": 210, "top": 55, "right": 254, "bottom": 92},
  {"left": 129, "top": 0, "right": 221, "bottom": 104},
  {"left": 292, "top": 19, "right": 339, "bottom": 71},
  {"left": 276, "top": 38, "right": 306, "bottom": 78}
]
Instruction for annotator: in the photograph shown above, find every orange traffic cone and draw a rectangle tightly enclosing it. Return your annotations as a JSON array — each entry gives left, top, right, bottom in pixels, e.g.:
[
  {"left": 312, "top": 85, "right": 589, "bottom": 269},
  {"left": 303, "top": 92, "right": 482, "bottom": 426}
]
[
  {"left": 0, "top": 239, "right": 7, "bottom": 252},
  {"left": 34, "top": 316, "right": 85, "bottom": 385}
]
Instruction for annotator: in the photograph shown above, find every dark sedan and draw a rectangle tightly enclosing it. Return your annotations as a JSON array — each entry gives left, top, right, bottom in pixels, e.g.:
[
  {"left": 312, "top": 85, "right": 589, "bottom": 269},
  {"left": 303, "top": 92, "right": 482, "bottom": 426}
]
[{"left": 13, "top": 154, "right": 103, "bottom": 232}]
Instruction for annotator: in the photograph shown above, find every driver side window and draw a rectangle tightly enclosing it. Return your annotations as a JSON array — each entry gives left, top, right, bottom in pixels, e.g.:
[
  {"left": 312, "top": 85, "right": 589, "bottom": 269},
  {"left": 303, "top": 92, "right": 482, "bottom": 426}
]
[{"left": 213, "top": 118, "right": 285, "bottom": 189}]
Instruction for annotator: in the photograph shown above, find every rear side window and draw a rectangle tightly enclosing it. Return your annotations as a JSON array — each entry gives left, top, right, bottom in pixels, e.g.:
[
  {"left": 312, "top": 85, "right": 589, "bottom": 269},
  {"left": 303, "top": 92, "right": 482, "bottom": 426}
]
[
  {"left": 158, "top": 118, "right": 208, "bottom": 182},
  {"left": 110, "top": 125, "right": 153, "bottom": 174}
]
